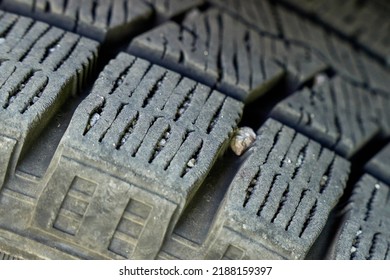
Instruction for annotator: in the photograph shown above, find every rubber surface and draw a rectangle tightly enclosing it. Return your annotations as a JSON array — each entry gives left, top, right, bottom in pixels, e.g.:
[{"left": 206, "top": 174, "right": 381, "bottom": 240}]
[
  {"left": 0, "top": 0, "right": 389, "bottom": 260},
  {"left": 205, "top": 119, "right": 350, "bottom": 260},
  {"left": 330, "top": 175, "right": 390, "bottom": 260},
  {"left": 271, "top": 76, "right": 388, "bottom": 158}
]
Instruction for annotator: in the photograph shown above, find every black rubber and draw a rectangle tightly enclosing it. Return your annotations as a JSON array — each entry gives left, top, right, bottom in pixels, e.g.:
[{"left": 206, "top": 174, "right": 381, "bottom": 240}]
[
  {"left": 0, "top": 0, "right": 389, "bottom": 260},
  {"left": 330, "top": 174, "right": 390, "bottom": 260},
  {"left": 365, "top": 144, "right": 390, "bottom": 186},
  {"left": 205, "top": 119, "right": 350, "bottom": 260},
  {"left": 270, "top": 76, "right": 388, "bottom": 158}
]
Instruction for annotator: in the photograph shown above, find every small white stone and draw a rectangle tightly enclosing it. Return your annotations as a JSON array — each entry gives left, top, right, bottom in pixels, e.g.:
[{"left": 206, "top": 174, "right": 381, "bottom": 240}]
[
  {"left": 314, "top": 73, "right": 327, "bottom": 86},
  {"left": 0, "top": 38, "right": 5, "bottom": 44},
  {"left": 230, "top": 127, "right": 256, "bottom": 156},
  {"left": 89, "top": 113, "right": 100, "bottom": 127},
  {"left": 121, "top": 132, "right": 131, "bottom": 144},
  {"left": 375, "top": 184, "right": 380, "bottom": 190},
  {"left": 320, "top": 175, "right": 328, "bottom": 186},
  {"left": 178, "top": 108, "right": 185, "bottom": 115},
  {"left": 49, "top": 44, "right": 60, "bottom": 53},
  {"left": 187, "top": 158, "right": 196, "bottom": 168},
  {"left": 350, "top": 246, "right": 357, "bottom": 253},
  {"left": 296, "top": 153, "right": 304, "bottom": 167}
]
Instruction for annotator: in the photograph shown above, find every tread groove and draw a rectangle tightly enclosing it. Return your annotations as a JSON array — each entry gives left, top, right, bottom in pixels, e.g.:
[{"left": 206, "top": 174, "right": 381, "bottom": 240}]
[
  {"left": 20, "top": 75, "right": 49, "bottom": 114},
  {"left": 271, "top": 184, "right": 290, "bottom": 224},
  {"left": 180, "top": 139, "right": 203, "bottom": 177},
  {"left": 148, "top": 125, "right": 171, "bottom": 164},
  {"left": 53, "top": 36, "right": 81, "bottom": 71},
  {"left": 299, "top": 199, "right": 317, "bottom": 238},
  {"left": 363, "top": 187, "right": 378, "bottom": 222},
  {"left": 367, "top": 233, "right": 380, "bottom": 259},
  {"left": 131, "top": 116, "right": 160, "bottom": 157},
  {"left": 3, "top": 69, "right": 35, "bottom": 109},
  {"left": 257, "top": 173, "right": 281, "bottom": 217},
  {"left": 115, "top": 112, "right": 140, "bottom": 150},
  {"left": 38, "top": 31, "right": 66, "bottom": 64},
  {"left": 83, "top": 97, "right": 106, "bottom": 136},
  {"left": 243, "top": 169, "right": 261, "bottom": 208},
  {"left": 286, "top": 189, "right": 307, "bottom": 231},
  {"left": 109, "top": 59, "right": 137, "bottom": 96},
  {"left": 142, "top": 71, "right": 168, "bottom": 108},
  {"left": 98, "top": 102, "right": 128, "bottom": 143}
]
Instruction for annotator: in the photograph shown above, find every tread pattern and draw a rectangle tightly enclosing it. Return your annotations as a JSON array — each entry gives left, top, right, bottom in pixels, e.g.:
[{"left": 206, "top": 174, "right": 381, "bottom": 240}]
[
  {"left": 205, "top": 119, "right": 350, "bottom": 259},
  {"left": 68, "top": 52, "right": 242, "bottom": 187},
  {"left": 0, "top": 0, "right": 204, "bottom": 43},
  {"left": 365, "top": 144, "right": 390, "bottom": 186},
  {"left": 276, "top": 5, "right": 390, "bottom": 94},
  {"left": 280, "top": 0, "right": 390, "bottom": 64},
  {"left": 129, "top": 9, "right": 287, "bottom": 102},
  {"left": 129, "top": 8, "right": 333, "bottom": 102},
  {"left": 144, "top": 0, "right": 204, "bottom": 18},
  {"left": 211, "top": 0, "right": 390, "bottom": 95},
  {"left": 31, "top": 52, "right": 243, "bottom": 259},
  {"left": 0, "top": 11, "right": 98, "bottom": 192},
  {"left": 270, "top": 76, "right": 389, "bottom": 158},
  {"left": 209, "top": 0, "right": 279, "bottom": 35},
  {"left": 0, "top": 0, "right": 153, "bottom": 42},
  {"left": 0, "top": 12, "right": 97, "bottom": 75},
  {"left": 332, "top": 175, "right": 390, "bottom": 260}
]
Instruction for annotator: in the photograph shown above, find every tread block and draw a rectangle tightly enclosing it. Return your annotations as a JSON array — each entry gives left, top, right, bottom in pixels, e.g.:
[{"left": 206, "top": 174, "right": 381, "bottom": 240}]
[
  {"left": 1, "top": 0, "right": 153, "bottom": 42},
  {"left": 365, "top": 144, "right": 390, "bottom": 186},
  {"left": 33, "top": 156, "right": 178, "bottom": 259},
  {"left": 281, "top": 0, "right": 390, "bottom": 63},
  {"left": 0, "top": 11, "right": 98, "bottom": 183},
  {"left": 0, "top": 12, "right": 97, "bottom": 76},
  {"left": 209, "top": 0, "right": 279, "bottom": 35},
  {"left": 0, "top": 12, "right": 98, "bottom": 93},
  {"left": 275, "top": 42, "right": 328, "bottom": 87},
  {"left": 360, "top": 55, "right": 390, "bottom": 94},
  {"left": 332, "top": 175, "right": 390, "bottom": 260},
  {"left": 183, "top": 9, "right": 327, "bottom": 87},
  {"left": 275, "top": 4, "right": 390, "bottom": 93},
  {"left": 144, "top": 0, "right": 204, "bottom": 18},
  {"left": 209, "top": 1, "right": 389, "bottom": 93},
  {"left": 0, "top": 135, "right": 17, "bottom": 189},
  {"left": 33, "top": 52, "right": 243, "bottom": 259},
  {"left": 129, "top": 9, "right": 286, "bottom": 103},
  {"left": 67, "top": 53, "right": 243, "bottom": 187},
  {"left": 205, "top": 119, "right": 350, "bottom": 259},
  {"left": 271, "top": 76, "right": 386, "bottom": 158},
  {"left": 277, "top": 6, "right": 366, "bottom": 82}
]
